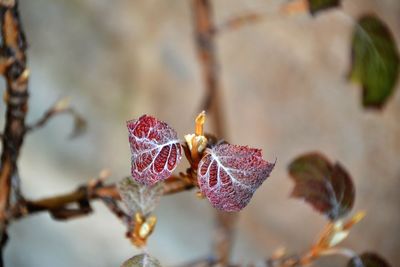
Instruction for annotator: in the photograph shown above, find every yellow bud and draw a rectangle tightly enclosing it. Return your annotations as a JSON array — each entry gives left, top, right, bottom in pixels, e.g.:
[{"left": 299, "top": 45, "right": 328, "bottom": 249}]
[
  {"left": 139, "top": 216, "right": 157, "bottom": 239},
  {"left": 194, "top": 135, "right": 208, "bottom": 153},
  {"left": 344, "top": 210, "right": 366, "bottom": 230},
  {"left": 53, "top": 97, "right": 71, "bottom": 112},
  {"left": 184, "top": 134, "right": 195, "bottom": 151},
  {"left": 195, "top": 111, "right": 206, "bottom": 136},
  {"left": 312, "top": 211, "right": 366, "bottom": 257},
  {"left": 134, "top": 212, "right": 144, "bottom": 225}
]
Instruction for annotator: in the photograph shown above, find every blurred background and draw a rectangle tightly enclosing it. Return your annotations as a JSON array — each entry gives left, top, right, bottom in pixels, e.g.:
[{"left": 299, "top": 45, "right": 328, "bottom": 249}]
[{"left": 0, "top": 0, "right": 399, "bottom": 266}]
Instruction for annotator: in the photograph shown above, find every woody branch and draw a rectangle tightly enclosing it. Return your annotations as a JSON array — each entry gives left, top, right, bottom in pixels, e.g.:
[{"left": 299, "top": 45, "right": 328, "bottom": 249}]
[{"left": 0, "top": 0, "right": 29, "bottom": 264}]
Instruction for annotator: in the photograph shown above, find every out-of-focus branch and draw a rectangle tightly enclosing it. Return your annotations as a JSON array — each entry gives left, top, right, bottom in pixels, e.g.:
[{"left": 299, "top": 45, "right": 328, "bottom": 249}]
[
  {"left": 0, "top": 0, "right": 28, "bottom": 264},
  {"left": 100, "top": 196, "right": 130, "bottom": 224},
  {"left": 192, "top": 0, "right": 225, "bottom": 138},
  {"left": 25, "top": 97, "right": 87, "bottom": 138},
  {"left": 188, "top": 0, "right": 314, "bottom": 265},
  {"left": 24, "top": 98, "right": 71, "bottom": 132},
  {"left": 216, "top": 13, "right": 265, "bottom": 33},
  {"left": 191, "top": 1, "right": 238, "bottom": 265},
  {"left": 8, "top": 175, "right": 195, "bottom": 221},
  {"left": 215, "top": 0, "right": 309, "bottom": 34},
  {"left": 212, "top": 211, "right": 238, "bottom": 265}
]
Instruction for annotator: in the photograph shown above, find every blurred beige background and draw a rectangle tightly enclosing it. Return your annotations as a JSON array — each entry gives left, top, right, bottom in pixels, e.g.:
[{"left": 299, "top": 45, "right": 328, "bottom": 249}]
[{"left": 0, "top": 0, "right": 399, "bottom": 266}]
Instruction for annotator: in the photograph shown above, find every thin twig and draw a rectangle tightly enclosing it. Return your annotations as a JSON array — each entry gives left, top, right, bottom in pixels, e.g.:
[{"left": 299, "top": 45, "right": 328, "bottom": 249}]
[
  {"left": 214, "top": 0, "right": 310, "bottom": 34},
  {"left": 216, "top": 13, "right": 265, "bottom": 33},
  {"left": 0, "top": 1, "right": 28, "bottom": 264},
  {"left": 191, "top": 0, "right": 225, "bottom": 138},
  {"left": 25, "top": 97, "right": 87, "bottom": 138}
]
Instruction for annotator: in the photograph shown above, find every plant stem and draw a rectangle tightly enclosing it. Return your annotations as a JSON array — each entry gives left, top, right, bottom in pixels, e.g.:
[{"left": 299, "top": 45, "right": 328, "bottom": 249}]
[
  {"left": 0, "top": 1, "right": 28, "bottom": 264},
  {"left": 192, "top": 0, "right": 225, "bottom": 138},
  {"left": 8, "top": 175, "right": 195, "bottom": 221}
]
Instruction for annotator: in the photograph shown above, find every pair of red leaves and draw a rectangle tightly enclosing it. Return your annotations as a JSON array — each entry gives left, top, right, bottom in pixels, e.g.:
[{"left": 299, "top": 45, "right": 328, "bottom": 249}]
[{"left": 127, "top": 115, "right": 275, "bottom": 212}]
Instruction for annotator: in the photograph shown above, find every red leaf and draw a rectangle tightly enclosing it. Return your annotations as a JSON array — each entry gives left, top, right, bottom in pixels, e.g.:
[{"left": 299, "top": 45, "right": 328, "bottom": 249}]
[
  {"left": 127, "top": 115, "right": 182, "bottom": 186},
  {"left": 197, "top": 144, "right": 275, "bottom": 212}
]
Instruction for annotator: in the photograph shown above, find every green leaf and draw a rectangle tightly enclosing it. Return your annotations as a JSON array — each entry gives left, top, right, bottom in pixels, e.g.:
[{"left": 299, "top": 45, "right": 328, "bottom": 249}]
[
  {"left": 307, "top": 0, "right": 340, "bottom": 15},
  {"left": 121, "top": 254, "right": 162, "bottom": 267},
  {"left": 288, "top": 152, "right": 355, "bottom": 221},
  {"left": 349, "top": 15, "right": 400, "bottom": 108},
  {"left": 347, "top": 252, "right": 391, "bottom": 267}
]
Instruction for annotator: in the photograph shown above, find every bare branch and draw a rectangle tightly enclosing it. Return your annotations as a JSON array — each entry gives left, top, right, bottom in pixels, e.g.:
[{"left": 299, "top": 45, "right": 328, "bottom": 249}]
[
  {"left": 191, "top": 0, "right": 226, "bottom": 138},
  {"left": 25, "top": 97, "right": 87, "bottom": 138},
  {"left": 0, "top": 1, "right": 29, "bottom": 263},
  {"left": 214, "top": 0, "right": 310, "bottom": 34},
  {"left": 216, "top": 13, "right": 265, "bottom": 33},
  {"left": 8, "top": 175, "right": 195, "bottom": 221}
]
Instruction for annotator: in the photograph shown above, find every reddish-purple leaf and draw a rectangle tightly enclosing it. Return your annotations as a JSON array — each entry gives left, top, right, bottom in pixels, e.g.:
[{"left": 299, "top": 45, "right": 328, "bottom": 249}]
[
  {"left": 197, "top": 144, "right": 275, "bottom": 212},
  {"left": 288, "top": 152, "right": 355, "bottom": 221},
  {"left": 127, "top": 115, "right": 182, "bottom": 186}
]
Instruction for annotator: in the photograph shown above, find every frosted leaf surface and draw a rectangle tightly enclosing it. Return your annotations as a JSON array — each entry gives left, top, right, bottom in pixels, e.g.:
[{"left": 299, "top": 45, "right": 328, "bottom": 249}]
[
  {"left": 197, "top": 144, "right": 275, "bottom": 212},
  {"left": 127, "top": 115, "right": 182, "bottom": 186},
  {"left": 117, "top": 177, "right": 163, "bottom": 216}
]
